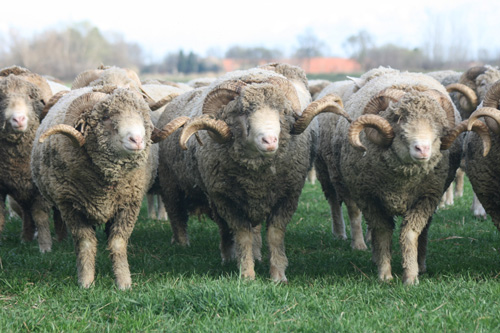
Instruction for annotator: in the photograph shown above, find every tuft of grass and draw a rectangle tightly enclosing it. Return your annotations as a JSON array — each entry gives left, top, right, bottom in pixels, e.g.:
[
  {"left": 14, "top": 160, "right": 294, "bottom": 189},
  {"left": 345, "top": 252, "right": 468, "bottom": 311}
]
[{"left": 1, "top": 177, "right": 499, "bottom": 331}]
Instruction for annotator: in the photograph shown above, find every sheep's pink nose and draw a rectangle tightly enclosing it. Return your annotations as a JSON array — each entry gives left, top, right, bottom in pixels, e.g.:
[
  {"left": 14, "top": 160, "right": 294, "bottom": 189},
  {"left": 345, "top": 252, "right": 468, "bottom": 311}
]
[
  {"left": 128, "top": 135, "right": 144, "bottom": 150},
  {"left": 414, "top": 143, "right": 430, "bottom": 158},
  {"left": 261, "top": 135, "right": 278, "bottom": 151},
  {"left": 12, "top": 115, "right": 27, "bottom": 126}
]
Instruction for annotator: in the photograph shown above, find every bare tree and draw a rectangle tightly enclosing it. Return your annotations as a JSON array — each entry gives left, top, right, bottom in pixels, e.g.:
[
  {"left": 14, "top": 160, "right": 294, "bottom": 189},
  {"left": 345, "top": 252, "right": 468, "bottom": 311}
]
[
  {"left": 343, "top": 30, "right": 374, "bottom": 70},
  {"left": 293, "top": 28, "right": 327, "bottom": 59}
]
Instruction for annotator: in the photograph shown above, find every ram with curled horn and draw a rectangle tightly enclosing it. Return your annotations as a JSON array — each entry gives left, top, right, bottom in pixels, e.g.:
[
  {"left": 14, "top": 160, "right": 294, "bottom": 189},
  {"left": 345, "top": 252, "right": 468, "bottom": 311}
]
[
  {"left": 31, "top": 85, "right": 179, "bottom": 290},
  {"left": 313, "top": 67, "right": 493, "bottom": 286},
  {"left": 462, "top": 79, "right": 500, "bottom": 235},
  {"left": 156, "top": 64, "right": 344, "bottom": 283}
]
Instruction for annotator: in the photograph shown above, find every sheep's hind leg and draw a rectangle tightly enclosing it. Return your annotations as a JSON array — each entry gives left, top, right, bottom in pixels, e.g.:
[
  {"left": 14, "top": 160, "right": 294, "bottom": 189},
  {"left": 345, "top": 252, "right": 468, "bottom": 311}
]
[
  {"left": 252, "top": 224, "right": 262, "bottom": 262},
  {"left": 346, "top": 199, "right": 367, "bottom": 250},
  {"left": 31, "top": 196, "right": 52, "bottom": 253}
]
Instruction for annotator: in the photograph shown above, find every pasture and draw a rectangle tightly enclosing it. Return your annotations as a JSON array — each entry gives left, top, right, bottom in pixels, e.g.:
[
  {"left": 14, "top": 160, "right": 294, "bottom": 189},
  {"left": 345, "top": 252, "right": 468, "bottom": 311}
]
[{"left": 0, "top": 178, "right": 499, "bottom": 331}]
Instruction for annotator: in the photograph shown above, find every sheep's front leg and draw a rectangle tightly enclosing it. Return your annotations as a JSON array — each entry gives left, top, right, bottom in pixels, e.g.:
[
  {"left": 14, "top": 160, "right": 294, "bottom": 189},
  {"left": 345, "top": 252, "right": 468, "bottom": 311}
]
[
  {"left": 235, "top": 227, "right": 255, "bottom": 280},
  {"left": 107, "top": 209, "right": 138, "bottom": 290},
  {"left": 371, "top": 224, "right": 394, "bottom": 282},
  {"left": 401, "top": 213, "right": 432, "bottom": 285},
  {"left": 68, "top": 219, "right": 97, "bottom": 289},
  {"left": 267, "top": 224, "right": 288, "bottom": 283}
]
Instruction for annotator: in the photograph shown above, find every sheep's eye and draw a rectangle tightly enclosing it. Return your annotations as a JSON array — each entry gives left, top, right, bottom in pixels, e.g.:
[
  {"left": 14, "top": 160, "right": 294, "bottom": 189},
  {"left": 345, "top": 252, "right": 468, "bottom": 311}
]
[{"left": 102, "top": 115, "right": 110, "bottom": 121}]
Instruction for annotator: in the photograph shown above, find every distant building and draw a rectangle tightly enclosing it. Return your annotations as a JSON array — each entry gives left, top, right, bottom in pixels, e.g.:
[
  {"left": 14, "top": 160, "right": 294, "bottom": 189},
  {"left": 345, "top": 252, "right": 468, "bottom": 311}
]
[{"left": 222, "top": 57, "right": 362, "bottom": 74}]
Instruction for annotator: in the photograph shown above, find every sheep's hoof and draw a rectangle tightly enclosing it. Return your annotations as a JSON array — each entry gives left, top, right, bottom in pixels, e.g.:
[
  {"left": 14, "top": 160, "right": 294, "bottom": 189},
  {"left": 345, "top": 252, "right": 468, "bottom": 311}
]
[
  {"left": 351, "top": 240, "right": 368, "bottom": 251},
  {"left": 403, "top": 274, "right": 419, "bottom": 285},
  {"left": 116, "top": 279, "right": 132, "bottom": 290},
  {"left": 240, "top": 268, "right": 256, "bottom": 281},
  {"left": 38, "top": 246, "right": 52, "bottom": 254},
  {"left": 270, "top": 267, "right": 288, "bottom": 284},
  {"left": 171, "top": 236, "right": 190, "bottom": 247},
  {"left": 378, "top": 270, "right": 393, "bottom": 282}
]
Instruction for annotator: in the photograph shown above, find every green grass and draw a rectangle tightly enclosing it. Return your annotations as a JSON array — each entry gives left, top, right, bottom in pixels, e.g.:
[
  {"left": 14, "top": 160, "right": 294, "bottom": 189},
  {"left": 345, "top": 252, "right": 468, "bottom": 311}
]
[{"left": 1, "top": 177, "right": 499, "bottom": 331}]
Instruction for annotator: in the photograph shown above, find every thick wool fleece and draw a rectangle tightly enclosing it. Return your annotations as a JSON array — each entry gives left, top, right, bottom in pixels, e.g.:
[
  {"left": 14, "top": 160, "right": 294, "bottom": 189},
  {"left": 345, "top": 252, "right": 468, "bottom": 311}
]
[
  {"left": 315, "top": 69, "right": 463, "bottom": 284},
  {"left": 32, "top": 88, "right": 153, "bottom": 225},
  {"left": 157, "top": 67, "right": 316, "bottom": 281},
  {"left": 0, "top": 75, "right": 52, "bottom": 250}
]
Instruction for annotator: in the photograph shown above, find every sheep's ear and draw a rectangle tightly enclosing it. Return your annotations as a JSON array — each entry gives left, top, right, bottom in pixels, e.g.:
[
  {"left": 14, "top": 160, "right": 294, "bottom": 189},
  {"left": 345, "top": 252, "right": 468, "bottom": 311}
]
[{"left": 347, "top": 76, "right": 362, "bottom": 88}]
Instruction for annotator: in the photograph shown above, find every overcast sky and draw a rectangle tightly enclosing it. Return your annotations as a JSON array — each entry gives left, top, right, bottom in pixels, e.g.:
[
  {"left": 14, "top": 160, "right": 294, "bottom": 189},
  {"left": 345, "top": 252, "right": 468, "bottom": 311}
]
[{"left": 2, "top": 0, "right": 499, "bottom": 61}]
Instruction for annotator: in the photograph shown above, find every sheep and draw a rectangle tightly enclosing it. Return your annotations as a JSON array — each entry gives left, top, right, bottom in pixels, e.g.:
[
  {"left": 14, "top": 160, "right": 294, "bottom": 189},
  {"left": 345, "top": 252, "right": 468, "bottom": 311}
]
[
  {"left": 452, "top": 65, "right": 500, "bottom": 218},
  {"left": 156, "top": 65, "right": 348, "bottom": 282},
  {"left": 314, "top": 67, "right": 405, "bottom": 250},
  {"left": 71, "top": 66, "right": 179, "bottom": 222},
  {"left": 465, "top": 80, "right": 500, "bottom": 231},
  {"left": 319, "top": 67, "right": 490, "bottom": 284},
  {"left": 30, "top": 84, "right": 176, "bottom": 289},
  {"left": 0, "top": 65, "right": 69, "bottom": 252}
]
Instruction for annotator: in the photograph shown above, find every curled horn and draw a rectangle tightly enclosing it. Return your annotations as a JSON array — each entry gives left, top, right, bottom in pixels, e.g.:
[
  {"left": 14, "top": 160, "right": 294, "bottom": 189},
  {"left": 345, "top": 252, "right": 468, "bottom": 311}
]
[
  {"left": 40, "top": 90, "right": 69, "bottom": 121},
  {"left": 291, "top": 94, "right": 349, "bottom": 135},
  {"left": 467, "top": 107, "right": 500, "bottom": 135},
  {"left": 39, "top": 124, "right": 85, "bottom": 147},
  {"left": 457, "top": 66, "right": 487, "bottom": 113},
  {"left": 202, "top": 80, "right": 247, "bottom": 117},
  {"left": 421, "top": 89, "right": 456, "bottom": 128},
  {"left": 445, "top": 83, "right": 479, "bottom": 115},
  {"left": 148, "top": 92, "right": 181, "bottom": 111},
  {"left": 460, "top": 66, "right": 487, "bottom": 88},
  {"left": 363, "top": 88, "right": 406, "bottom": 115},
  {"left": 39, "top": 92, "right": 108, "bottom": 147},
  {"left": 470, "top": 80, "right": 500, "bottom": 134},
  {"left": 179, "top": 115, "right": 232, "bottom": 150},
  {"left": 441, "top": 120, "right": 491, "bottom": 156},
  {"left": 151, "top": 116, "right": 190, "bottom": 143},
  {"left": 348, "top": 114, "right": 395, "bottom": 151},
  {"left": 71, "top": 69, "right": 103, "bottom": 89},
  {"left": 362, "top": 88, "right": 405, "bottom": 146},
  {"left": 266, "top": 76, "right": 302, "bottom": 116}
]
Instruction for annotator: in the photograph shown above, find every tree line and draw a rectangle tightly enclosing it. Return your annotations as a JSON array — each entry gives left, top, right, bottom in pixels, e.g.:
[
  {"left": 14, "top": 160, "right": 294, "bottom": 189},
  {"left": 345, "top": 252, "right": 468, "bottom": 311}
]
[{"left": 1, "top": 22, "right": 499, "bottom": 81}]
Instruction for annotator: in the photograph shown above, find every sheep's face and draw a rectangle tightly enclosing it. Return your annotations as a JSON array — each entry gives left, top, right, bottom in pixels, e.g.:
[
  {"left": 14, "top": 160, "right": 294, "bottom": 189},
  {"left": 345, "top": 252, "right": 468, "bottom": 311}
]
[
  {"left": 476, "top": 69, "right": 500, "bottom": 101},
  {"left": 0, "top": 77, "right": 42, "bottom": 134},
  {"left": 245, "top": 107, "right": 281, "bottom": 155},
  {"left": 387, "top": 95, "right": 446, "bottom": 165},
  {"left": 85, "top": 90, "right": 151, "bottom": 159},
  {"left": 226, "top": 85, "right": 293, "bottom": 160}
]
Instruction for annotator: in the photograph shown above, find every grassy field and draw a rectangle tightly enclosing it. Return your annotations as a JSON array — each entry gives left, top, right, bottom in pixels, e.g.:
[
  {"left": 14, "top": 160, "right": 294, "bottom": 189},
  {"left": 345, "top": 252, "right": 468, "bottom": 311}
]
[{"left": 0, "top": 177, "right": 499, "bottom": 331}]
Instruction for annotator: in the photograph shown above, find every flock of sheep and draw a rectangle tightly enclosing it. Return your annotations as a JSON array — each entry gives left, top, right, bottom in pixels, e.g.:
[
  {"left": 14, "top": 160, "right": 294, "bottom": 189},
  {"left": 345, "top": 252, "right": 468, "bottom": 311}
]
[{"left": 0, "top": 62, "right": 499, "bottom": 289}]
